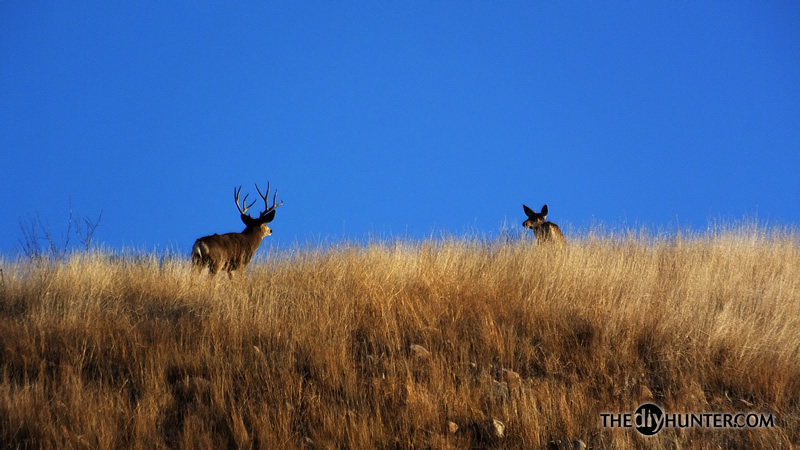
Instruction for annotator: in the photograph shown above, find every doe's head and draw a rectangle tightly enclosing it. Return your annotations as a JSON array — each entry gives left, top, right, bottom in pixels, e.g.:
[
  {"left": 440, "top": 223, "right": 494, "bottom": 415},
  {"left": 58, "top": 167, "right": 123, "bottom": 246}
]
[{"left": 522, "top": 204, "right": 548, "bottom": 230}]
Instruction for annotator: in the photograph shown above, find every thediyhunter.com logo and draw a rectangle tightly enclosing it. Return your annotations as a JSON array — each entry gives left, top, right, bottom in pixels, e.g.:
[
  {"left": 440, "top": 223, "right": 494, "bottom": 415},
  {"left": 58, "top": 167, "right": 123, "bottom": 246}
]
[{"left": 601, "top": 403, "right": 775, "bottom": 436}]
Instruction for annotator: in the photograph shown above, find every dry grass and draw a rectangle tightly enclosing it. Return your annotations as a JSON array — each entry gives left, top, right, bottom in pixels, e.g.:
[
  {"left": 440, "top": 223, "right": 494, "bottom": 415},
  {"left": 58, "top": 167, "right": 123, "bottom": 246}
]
[{"left": 1, "top": 225, "right": 798, "bottom": 448}]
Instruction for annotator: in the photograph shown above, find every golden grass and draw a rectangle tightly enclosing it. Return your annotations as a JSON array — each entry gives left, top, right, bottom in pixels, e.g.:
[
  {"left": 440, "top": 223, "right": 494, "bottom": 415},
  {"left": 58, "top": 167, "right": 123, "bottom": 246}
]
[{"left": 1, "top": 226, "right": 798, "bottom": 448}]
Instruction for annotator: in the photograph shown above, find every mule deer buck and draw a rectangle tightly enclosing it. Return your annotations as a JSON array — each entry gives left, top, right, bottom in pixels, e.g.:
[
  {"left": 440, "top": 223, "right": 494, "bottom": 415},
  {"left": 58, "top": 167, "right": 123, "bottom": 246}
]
[
  {"left": 523, "top": 204, "right": 566, "bottom": 244},
  {"left": 192, "top": 183, "right": 283, "bottom": 279}
]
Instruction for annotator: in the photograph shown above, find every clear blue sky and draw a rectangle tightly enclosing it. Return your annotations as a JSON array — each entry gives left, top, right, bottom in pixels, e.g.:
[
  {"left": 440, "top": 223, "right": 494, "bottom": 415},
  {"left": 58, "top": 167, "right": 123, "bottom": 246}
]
[{"left": 2, "top": 2, "right": 799, "bottom": 255}]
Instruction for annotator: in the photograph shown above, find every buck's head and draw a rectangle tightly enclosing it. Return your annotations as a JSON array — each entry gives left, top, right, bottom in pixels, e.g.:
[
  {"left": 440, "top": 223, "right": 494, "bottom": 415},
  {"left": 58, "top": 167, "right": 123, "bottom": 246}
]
[
  {"left": 235, "top": 183, "right": 283, "bottom": 239},
  {"left": 522, "top": 204, "right": 548, "bottom": 230}
]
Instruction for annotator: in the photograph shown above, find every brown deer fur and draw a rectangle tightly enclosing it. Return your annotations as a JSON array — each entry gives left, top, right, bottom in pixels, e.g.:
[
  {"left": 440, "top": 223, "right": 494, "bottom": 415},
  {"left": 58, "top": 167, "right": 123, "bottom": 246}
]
[
  {"left": 192, "top": 184, "right": 282, "bottom": 279},
  {"left": 523, "top": 204, "right": 566, "bottom": 244},
  {"left": 192, "top": 220, "right": 272, "bottom": 278}
]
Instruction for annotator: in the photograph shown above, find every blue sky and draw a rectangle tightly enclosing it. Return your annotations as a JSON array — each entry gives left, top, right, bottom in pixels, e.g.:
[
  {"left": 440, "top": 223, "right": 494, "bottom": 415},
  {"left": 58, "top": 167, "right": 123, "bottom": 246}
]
[{"left": 2, "top": 2, "right": 799, "bottom": 255}]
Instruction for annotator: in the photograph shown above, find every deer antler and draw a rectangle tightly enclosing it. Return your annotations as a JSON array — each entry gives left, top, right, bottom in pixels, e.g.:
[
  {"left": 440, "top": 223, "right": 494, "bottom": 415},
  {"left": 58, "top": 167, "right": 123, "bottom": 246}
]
[
  {"left": 234, "top": 186, "right": 257, "bottom": 216},
  {"left": 255, "top": 182, "right": 284, "bottom": 219}
]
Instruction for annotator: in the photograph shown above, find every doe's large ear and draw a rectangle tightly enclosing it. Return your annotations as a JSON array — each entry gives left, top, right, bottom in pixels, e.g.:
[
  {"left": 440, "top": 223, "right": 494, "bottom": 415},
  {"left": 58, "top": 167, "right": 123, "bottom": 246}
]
[
  {"left": 260, "top": 209, "right": 276, "bottom": 224},
  {"left": 541, "top": 204, "right": 548, "bottom": 217},
  {"left": 523, "top": 204, "right": 536, "bottom": 217}
]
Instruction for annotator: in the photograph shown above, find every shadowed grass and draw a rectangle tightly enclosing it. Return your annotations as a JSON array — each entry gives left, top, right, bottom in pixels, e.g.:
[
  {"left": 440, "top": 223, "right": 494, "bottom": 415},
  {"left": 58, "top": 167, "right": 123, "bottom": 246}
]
[{"left": 1, "top": 226, "right": 798, "bottom": 448}]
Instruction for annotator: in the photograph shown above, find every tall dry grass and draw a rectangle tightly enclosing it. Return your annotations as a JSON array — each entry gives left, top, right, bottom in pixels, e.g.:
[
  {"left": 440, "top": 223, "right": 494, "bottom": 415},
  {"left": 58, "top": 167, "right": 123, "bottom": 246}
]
[{"left": 0, "top": 226, "right": 798, "bottom": 448}]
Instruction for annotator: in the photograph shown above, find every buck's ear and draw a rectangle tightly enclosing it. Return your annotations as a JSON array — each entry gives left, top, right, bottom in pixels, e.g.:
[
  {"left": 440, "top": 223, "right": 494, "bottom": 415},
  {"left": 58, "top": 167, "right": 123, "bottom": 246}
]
[
  {"left": 541, "top": 204, "right": 548, "bottom": 217},
  {"left": 261, "top": 209, "right": 276, "bottom": 224},
  {"left": 241, "top": 214, "right": 256, "bottom": 227},
  {"left": 523, "top": 204, "right": 536, "bottom": 217}
]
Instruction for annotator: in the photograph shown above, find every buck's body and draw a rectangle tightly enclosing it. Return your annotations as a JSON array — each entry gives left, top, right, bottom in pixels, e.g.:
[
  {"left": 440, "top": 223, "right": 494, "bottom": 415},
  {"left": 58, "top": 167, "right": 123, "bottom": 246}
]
[
  {"left": 191, "top": 183, "right": 282, "bottom": 280},
  {"left": 192, "top": 227, "right": 268, "bottom": 277},
  {"left": 523, "top": 204, "right": 566, "bottom": 245}
]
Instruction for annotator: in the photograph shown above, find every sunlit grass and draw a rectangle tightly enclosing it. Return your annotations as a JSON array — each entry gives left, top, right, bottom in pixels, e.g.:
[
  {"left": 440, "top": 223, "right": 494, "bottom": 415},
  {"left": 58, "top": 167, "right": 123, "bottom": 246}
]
[{"left": 1, "top": 225, "right": 798, "bottom": 448}]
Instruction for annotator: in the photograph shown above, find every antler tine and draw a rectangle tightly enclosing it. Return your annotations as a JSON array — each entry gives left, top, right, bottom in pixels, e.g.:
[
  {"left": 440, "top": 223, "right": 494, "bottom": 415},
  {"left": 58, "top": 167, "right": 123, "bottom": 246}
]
[
  {"left": 255, "top": 182, "right": 268, "bottom": 200},
  {"left": 272, "top": 189, "right": 283, "bottom": 211},
  {"left": 234, "top": 186, "right": 257, "bottom": 215},
  {"left": 244, "top": 194, "right": 256, "bottom": 210},
  {"left": 255, "top": 182, "right": 270, "bottom": 213},
  {"left": 254, "top": 181, "right": 284, "bottom": 216},
  {"left": 234, "top": 186, "right": 244, "bottom": 214}
]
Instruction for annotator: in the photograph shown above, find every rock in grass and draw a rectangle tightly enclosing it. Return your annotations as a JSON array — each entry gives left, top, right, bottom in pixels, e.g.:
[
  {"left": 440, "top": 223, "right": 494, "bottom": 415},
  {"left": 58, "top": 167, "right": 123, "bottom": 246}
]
[
  {"left": 409, "top": 344, "right": 431, "bottom": 360},
  {"left": 489, "top": 380, "right": 510, "bottom": 403},
  {"left": 447, "top": 421, "right": 459, "bottom": 434},
  {"left": 490, "top": 418, "right": 505, "bottom": 439},
  {"left": 502, "top": 368, "right": 521, "bottom": 390}
]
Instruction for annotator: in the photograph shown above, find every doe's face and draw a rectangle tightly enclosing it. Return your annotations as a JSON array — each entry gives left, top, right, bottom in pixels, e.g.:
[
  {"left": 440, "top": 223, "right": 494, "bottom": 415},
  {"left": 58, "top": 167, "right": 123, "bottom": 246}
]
[
  {"left": 522, "top": 204, "right": 547, "bottom": 229},
  {"left": 523, "top": 216, "right": 544, "bottom": 230}
]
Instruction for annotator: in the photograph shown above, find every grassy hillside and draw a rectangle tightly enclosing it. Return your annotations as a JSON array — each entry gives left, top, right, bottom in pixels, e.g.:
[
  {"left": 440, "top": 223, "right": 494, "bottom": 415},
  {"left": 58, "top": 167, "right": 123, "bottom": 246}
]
[{"left": 1, "top": 226, "right": 798, "bottom": 448}]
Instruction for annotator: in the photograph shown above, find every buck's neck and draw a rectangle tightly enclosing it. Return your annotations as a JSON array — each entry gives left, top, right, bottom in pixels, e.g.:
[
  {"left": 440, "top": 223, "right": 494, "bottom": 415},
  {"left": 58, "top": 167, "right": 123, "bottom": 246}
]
[{"left": 241, "top": 225, "right": 269, "bottom": 241}]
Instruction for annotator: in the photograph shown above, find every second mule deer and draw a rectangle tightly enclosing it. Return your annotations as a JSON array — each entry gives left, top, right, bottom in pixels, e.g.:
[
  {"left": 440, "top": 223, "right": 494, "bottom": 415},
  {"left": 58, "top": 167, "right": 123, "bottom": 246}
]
[
  {"left": 192, "top": 183, "right": 283, "bottom": 279},
  {"left": 523, "top": 204, "right": 565, "bottom": 244}
]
